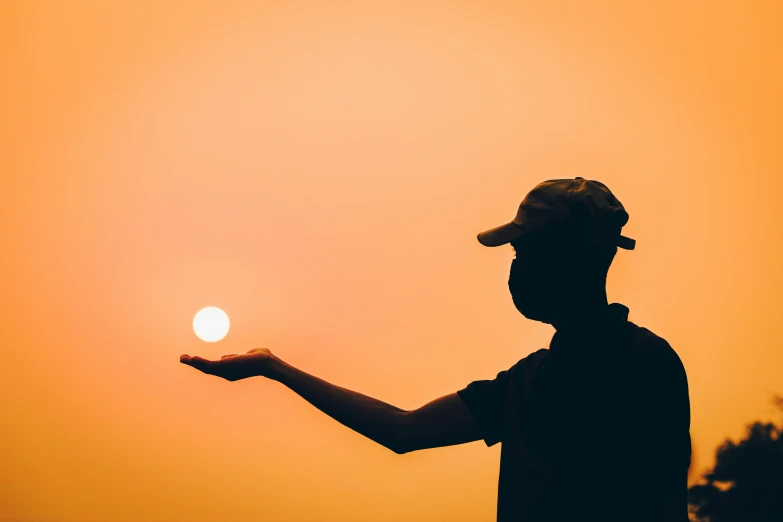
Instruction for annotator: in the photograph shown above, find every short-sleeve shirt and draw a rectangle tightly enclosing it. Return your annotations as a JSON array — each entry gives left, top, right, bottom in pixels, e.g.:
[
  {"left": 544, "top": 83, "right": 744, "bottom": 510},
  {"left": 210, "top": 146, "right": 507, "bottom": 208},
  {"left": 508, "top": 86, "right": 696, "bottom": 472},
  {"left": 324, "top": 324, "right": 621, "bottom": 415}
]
[{"left": 457, "top": 303, "right": 691, "bottom": 522}]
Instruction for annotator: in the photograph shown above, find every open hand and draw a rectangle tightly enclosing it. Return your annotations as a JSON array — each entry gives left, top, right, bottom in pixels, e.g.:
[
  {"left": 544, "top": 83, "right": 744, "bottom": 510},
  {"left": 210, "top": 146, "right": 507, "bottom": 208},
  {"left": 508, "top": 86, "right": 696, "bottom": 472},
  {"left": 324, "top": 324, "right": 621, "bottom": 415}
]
[{"left": 180, "top": 348, "right": 275, "bottom": 381}]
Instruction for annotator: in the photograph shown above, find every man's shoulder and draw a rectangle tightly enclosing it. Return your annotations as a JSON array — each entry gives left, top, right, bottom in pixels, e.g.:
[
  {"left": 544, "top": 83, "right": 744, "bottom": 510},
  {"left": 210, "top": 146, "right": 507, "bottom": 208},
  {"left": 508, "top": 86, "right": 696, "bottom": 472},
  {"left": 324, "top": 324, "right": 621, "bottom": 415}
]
[
  {"left": 628, "top": 321, "right": 670, "bottom": 349},
  {"left": 627, "top": 321, "right": 686, "bottom": 376},
  {"left": 512, "top": 347, "right": 550, "bottom": 366},
  {"left": 506, "top": 348, "right": 550, "bottom": 379}
]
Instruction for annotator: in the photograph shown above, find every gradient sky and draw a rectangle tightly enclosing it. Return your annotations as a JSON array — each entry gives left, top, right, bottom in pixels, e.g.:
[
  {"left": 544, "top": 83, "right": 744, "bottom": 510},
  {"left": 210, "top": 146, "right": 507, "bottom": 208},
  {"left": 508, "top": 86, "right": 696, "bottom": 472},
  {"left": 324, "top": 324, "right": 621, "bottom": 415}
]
[{"left": 2, "top": 2, "right": 782, "bottom": 521}]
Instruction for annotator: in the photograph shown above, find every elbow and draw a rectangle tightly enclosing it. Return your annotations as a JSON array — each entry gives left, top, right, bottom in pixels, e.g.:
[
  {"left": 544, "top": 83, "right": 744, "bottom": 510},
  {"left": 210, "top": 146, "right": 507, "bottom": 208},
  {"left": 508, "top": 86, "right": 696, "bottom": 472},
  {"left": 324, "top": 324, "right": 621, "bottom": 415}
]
[
  {"left": 385, "top": 429, "right": 417, "bottom": 455},
  {"left": 388, "top": 441, "right": 414, "bottom": 455},
  {"left": 383, "top": 411, "right": 419, "bottom": 455}
]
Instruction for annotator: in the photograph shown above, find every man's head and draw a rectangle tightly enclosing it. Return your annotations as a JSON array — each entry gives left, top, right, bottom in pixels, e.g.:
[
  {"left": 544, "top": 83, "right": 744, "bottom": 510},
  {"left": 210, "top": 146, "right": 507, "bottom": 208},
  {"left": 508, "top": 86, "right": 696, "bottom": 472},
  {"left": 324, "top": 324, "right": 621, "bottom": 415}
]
[
  {"left": 476, "top": 177, "right": 633, "bottom": 325},
  {"left": 507, "top": 231, "right": 618, "bottom": 323}
]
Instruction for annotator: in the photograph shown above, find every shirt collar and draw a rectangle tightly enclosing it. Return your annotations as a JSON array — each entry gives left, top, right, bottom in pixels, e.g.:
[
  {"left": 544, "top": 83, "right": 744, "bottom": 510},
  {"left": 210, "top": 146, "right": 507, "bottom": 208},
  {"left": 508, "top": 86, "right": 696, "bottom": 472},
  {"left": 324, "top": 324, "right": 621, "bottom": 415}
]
[{"left": 549, "top": 302, "right": 630, "bottom": 353}]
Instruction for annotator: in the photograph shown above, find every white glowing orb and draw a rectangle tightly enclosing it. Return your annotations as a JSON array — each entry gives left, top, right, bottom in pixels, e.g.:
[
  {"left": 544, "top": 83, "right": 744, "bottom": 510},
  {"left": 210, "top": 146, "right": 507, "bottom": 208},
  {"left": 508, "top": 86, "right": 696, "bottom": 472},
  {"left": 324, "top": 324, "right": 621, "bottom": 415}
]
[{"left": 193, "top": 307, "right": 230, "bottom": 342}]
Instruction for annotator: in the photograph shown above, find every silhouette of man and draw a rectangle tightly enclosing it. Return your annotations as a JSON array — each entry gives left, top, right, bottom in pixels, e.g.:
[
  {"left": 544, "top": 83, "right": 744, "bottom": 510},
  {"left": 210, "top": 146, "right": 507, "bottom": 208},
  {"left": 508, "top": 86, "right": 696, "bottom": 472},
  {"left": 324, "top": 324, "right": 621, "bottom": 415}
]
[{"left": 181, "top": 177, "right": 692, "bottom": 522}]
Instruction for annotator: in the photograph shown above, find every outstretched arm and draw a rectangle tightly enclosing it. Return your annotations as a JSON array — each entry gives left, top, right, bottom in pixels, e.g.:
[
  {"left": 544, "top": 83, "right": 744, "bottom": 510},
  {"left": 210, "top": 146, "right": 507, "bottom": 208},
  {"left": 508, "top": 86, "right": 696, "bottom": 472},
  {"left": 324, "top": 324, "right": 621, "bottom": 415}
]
[{"left": 180, "top": 348, "right": 481, "bottom": 454}]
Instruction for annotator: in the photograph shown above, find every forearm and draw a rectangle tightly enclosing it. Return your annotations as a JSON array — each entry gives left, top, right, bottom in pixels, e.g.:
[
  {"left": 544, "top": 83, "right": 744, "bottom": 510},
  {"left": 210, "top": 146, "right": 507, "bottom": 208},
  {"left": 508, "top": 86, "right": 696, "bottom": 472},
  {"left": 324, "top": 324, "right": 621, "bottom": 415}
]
[{"left": 267, "top": 356, "right": 411, "bottom": 453}]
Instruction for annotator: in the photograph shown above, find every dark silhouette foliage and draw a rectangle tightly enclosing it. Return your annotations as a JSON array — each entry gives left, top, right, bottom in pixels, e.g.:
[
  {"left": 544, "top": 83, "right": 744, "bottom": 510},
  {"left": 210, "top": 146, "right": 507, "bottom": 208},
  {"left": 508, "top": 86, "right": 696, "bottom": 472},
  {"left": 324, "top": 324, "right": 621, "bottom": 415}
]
[{"left": 688, "top": 396, "right": 783, "bottom": 522}]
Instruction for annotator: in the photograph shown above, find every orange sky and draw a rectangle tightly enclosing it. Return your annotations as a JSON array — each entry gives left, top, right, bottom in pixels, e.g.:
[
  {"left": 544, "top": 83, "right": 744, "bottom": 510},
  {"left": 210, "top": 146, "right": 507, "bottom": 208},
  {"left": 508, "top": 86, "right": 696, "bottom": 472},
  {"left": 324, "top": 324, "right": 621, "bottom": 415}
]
[{"left": 2, "top": 2, "right": 782, "bottom": 521}]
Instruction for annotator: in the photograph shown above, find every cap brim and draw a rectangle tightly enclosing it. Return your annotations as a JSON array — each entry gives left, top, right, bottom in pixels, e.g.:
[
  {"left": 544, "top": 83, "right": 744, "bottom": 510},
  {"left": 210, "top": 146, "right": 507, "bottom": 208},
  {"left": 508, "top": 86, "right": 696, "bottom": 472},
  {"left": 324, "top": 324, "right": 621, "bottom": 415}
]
[
  {"left": 617, "top": 235, "right": 636, "bottom": 250},
  {"left": 477, "top": 221, "right": 524, "bottom": 247}
]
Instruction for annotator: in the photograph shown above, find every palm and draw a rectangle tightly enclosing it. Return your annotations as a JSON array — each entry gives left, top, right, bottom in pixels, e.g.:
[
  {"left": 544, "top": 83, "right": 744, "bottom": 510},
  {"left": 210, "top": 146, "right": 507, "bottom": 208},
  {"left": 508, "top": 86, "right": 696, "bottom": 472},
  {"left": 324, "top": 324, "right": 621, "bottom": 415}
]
[{"left": 180, "top": 348, "right": 273, "bottom": 381}]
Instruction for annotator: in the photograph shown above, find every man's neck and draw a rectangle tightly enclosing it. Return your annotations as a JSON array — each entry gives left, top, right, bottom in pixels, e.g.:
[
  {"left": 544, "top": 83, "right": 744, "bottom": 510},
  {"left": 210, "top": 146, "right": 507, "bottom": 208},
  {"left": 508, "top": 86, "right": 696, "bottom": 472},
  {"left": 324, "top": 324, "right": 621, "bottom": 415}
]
[{"left": 550, "top": 297, "right": 611, "bottom": 334}]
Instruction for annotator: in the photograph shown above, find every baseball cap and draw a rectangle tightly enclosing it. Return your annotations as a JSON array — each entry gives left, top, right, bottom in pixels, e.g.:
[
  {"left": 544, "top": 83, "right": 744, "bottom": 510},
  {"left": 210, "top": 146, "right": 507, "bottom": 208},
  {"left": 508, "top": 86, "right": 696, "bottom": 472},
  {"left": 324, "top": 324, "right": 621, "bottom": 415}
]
[{"left": 477, "top": 177, "right": 636, "bottom": 250}]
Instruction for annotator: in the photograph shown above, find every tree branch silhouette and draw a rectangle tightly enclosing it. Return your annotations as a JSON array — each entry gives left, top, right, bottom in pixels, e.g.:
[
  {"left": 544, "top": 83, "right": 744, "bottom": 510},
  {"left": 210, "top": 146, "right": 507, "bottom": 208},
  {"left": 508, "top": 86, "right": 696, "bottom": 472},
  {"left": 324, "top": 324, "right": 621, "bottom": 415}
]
[{"left": 688, "top": 395, "right": 783, "bottom": 522}]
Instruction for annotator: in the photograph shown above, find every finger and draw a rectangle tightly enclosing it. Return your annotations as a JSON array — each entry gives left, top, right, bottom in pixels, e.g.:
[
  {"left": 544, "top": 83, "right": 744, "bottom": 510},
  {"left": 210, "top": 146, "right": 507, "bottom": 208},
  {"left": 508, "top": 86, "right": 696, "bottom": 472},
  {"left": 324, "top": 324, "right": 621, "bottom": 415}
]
[
  {"left": 221, "top": 354, "right": 238, "bottom": 359},
  {"left": 191, "top": 356, "right": 213, "bottom": 370},
  {"left": 182, "top": 355, "right": 214, "bottom": 373}
]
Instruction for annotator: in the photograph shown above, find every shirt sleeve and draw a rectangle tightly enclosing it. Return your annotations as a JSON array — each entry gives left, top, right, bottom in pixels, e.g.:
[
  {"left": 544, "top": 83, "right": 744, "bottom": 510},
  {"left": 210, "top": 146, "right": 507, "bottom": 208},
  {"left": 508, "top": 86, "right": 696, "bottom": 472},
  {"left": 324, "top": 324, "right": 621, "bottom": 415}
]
[
  {"left": 648, "top": 341, "right": 691, "bottom": 463},
  {"left": 457, "top": 368, "right": 512, "bottom": 447},
  {"left": 643, "top": 340, "right": 692, "bottom": 518}
]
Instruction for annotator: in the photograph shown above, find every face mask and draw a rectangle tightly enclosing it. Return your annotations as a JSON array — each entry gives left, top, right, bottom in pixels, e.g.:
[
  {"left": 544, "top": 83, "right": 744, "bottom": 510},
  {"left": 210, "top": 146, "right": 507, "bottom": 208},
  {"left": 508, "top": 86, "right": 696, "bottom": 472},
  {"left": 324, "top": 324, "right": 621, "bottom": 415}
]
[
  {"left": 508, "top": 254, "right": 564, "bottom": 322},
  {"left": 508, "top": 257, "right": 540, "bottom": 307},
  {"left": 508, "top": 257, "right": 523, "bottom": 293},
  {"left": 508, "top": 256, "right": 539, "bottom": 291}
]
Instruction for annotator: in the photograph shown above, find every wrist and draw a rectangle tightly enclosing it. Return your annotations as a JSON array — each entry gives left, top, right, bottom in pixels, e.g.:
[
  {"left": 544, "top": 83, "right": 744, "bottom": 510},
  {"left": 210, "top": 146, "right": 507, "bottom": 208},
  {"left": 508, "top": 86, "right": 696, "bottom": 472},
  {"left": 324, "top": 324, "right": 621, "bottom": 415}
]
[{"left": 265, "top": 355, "right": 289, "bottom": 382}]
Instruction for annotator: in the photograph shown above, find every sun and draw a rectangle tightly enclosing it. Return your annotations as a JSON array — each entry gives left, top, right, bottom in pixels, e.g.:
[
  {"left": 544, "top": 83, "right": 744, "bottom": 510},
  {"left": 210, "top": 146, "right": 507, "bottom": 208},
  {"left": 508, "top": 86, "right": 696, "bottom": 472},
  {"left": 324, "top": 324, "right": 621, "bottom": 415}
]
[{"left": 193, "top": 306, "right": 230, "bottom": 342}]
